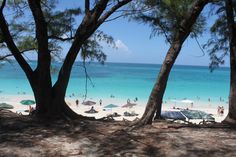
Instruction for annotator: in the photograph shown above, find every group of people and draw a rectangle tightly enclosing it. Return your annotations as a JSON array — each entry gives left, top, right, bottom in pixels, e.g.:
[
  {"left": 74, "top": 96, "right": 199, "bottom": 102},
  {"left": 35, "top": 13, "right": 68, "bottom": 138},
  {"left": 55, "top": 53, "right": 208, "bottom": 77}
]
[
  {"left": 76, "top": 96, "right": 138, "bottom": 107},
  {"left": 217, "top": 106, "right": 224, "bottom": 116},
  {"left": 127, "top": 97, "right": 138, "bottom": 103}
]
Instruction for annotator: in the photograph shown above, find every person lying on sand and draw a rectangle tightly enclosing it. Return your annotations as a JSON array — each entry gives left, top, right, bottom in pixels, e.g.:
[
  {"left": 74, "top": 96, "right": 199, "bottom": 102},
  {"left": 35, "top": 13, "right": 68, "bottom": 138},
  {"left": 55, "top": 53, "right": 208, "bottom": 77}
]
[{"left": 85, "top": 106, "right": 98, "bottom": 114}]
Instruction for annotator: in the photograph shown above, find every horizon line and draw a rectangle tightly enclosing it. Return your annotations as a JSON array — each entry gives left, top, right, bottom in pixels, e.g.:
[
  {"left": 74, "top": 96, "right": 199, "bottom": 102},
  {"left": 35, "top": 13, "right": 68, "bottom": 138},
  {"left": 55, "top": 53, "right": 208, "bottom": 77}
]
[{"left": 3, "top": 59, "right": 230, "bottom": 68}]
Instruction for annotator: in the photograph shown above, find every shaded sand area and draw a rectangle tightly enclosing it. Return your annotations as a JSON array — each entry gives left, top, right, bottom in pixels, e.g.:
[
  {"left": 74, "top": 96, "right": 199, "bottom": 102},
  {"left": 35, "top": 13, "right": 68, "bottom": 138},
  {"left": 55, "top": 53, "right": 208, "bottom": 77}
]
[{"left": 0, "top": 109, "right": 236, "bottom": 157}]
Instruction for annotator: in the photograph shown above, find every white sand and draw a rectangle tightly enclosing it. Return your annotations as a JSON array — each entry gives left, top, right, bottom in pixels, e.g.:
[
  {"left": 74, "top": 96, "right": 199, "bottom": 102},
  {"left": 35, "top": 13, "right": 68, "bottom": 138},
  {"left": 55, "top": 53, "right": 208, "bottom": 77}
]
[{"left": 0, "top": 94, "right": 228, "bottom": 122}]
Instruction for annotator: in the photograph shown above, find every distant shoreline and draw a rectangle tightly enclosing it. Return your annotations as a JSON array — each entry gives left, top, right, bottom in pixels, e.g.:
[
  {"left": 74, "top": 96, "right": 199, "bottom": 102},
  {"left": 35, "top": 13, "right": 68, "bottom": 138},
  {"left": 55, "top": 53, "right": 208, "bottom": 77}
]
[{"left": 1, "top": 60, "right": 230, "bottom": 68}]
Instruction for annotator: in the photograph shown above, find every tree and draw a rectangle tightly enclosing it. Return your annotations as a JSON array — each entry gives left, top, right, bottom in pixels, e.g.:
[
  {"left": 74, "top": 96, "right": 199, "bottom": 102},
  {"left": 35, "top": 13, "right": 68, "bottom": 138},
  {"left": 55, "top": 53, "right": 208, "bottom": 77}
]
[
  {"left": 203, "top": 0, "right": 236, "bottom": 123},
  {"left": 223, "top": 0, "right": 236, "bottom": 123},
  {"left": 129, "top": 0, "right": 209, "bottom": 126},
  {"left": 0, "top": 0, "right": 131, "bottom": 119}
]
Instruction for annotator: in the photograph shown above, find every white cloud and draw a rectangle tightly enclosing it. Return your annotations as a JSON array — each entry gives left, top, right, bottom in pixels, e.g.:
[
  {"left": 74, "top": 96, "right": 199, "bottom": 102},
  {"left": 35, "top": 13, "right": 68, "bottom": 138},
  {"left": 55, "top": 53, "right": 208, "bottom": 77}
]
[{"left": 115, "top": 39, "right": 130, "bottom": 53}]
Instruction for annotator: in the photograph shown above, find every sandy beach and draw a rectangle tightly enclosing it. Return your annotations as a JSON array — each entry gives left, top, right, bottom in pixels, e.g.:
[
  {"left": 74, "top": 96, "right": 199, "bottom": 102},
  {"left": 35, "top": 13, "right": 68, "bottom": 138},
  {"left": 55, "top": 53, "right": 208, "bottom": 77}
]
[{"left": 0, "top": 94, "right": 228, "bottom": 123}]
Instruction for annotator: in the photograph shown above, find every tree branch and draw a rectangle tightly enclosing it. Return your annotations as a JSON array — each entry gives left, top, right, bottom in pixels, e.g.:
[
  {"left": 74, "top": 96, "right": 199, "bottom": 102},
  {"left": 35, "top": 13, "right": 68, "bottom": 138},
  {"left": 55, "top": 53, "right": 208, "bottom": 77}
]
[
  {"left": 97, "top": 0, "right": 131, "bottom": 25},
  {"left": 0, "top": 53, "right": 13, "bottom": 60},
  {"left": 79, "top": 60, "right": 95, "bottom": 101},
  {"left": 104, "top": 6, "right": 154, "bottom": 23},
  {"left": 28, "top": 0, "right": 50, "bottom": 69},
  {"left": 53, "top": 0, "right": 131, "bottom": 98},
  {"left": 0, "top": 0, "right": 6, "bottom": 12},
  {"left": 90, "top": 0, "right": 109, "bottom": 20},
  {"left": 27, "top": 0, "right": 53, "bottom": 98},
  {"left": 104, "top": 13, "right": 125, "bottom": 22},
  {"left": 194, "top": 35, "right": 206, "bottom": 57},
  {"left": 0, "top": 47, "right": 35, "bottom": 60},
  {"left": 85, "top": 0, "right": 90, "bottom": 14},
  {"left": 0, "top": 10, "right": 33, "bottom": 78}
]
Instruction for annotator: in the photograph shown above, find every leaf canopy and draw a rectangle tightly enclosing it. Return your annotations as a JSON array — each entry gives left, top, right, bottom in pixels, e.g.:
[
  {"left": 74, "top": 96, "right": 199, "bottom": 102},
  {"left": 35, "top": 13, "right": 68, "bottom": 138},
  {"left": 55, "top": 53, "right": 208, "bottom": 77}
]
[
  {"left": 203, "top": 1, "right": 236, "bottom": 71},
  {"left": 0, "top": 0, "right": 114, "bottom": 64},
  {"left": 128, "top": 0, "right": 206, "bottom": 42}
]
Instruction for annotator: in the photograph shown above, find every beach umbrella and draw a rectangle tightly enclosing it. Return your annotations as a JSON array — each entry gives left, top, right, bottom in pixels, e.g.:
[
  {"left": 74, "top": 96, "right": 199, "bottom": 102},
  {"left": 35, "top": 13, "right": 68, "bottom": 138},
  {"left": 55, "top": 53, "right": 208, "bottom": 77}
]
[
  {"left": 104, "top": 104, "right": 119, "bottom": 112},
  {"left": 122, "top": 102, "right": 136, "bottom": 108},
  {"left": 82, "top": 100, "right": 96, "bottom": 106},
  {"left": 104, "top": 104, "right": 119, "bottom": 109},
  {"left": 0, "top": 103, "right": 14, "bottom": 109},
  {"left": 104, "top": 104, "right": 118, "bottom": 112},
  {"left": 20, "top": 100, "right": 35, "bottom": 105}
]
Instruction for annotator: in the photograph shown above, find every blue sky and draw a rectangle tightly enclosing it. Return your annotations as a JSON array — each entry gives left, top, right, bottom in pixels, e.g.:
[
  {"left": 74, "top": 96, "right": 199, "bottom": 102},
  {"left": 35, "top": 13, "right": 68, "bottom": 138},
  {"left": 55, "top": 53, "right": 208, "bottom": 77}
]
[
  {"left": 97, "top": 3, "right": 230, "bottom": 67},
  {"left": 98, "top": 17, "right": 218, "bottom": 66},
  {"left": 56, "top": 1, "right": 230, "bottom": 67},
  {"left": 3, "top": 0, "right": 229, "bottom": 67}
]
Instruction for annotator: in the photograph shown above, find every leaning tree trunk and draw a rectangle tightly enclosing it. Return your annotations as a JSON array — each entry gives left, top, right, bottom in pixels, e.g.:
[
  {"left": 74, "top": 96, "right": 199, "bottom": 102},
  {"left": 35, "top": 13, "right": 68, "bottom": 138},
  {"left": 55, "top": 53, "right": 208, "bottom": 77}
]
[
  {"left": 134, "top": 0, "right": 209, "bottom": 127},
  {"left": 223, "top": 0, "right": 236, "bottom": 123},
  {"left": 137, "top": 42, "right": 183, "bottom": 125}
]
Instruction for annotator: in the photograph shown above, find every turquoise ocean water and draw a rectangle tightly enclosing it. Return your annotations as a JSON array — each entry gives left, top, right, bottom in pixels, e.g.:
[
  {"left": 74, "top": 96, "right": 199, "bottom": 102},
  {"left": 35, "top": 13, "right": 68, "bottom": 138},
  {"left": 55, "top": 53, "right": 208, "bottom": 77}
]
[{"left": 0, "top": 61, "right": 230, "bottom": 104}]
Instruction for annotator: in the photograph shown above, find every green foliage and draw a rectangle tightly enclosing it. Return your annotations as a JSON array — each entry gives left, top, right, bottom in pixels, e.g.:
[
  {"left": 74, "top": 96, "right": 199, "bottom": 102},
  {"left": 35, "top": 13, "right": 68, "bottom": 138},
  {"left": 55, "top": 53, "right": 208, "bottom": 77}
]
[
  {"left": 81, "top": 30, "right": 115, "bottom": 64},
  {"left": 129, "top": 0, "right": 206, "bottom": 42},
  {"left": 81, "top": 39, "right": 106, "bottom": 64},
  {"left": 46, "top": 8, "right": 82, "bottom": 41},
  {"left": 17, "top": 36, "right": 37, "bottom": 51},
  {"left": 203, "top": 1, "right": 233, "bottom": 71},
  {"left": 0, "top": 0, "right": 113, "bottom": 64}
]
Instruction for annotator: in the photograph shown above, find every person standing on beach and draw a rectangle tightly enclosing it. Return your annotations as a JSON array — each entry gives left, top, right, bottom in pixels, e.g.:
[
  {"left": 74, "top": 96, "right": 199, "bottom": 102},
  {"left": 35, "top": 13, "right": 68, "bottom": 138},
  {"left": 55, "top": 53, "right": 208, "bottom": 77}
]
[
  {"left": 99, "top": 99, "right": 102, "bottom": 106},
  {"left": 127, "top": 99, "right": 130, "bottom": 103},
  {"left": 220, "top": 106, "right": 224, "bottom": 116},
  {"left": 76, "top": 99, "right": 79, "bottom": 107},
  {"left": 190, "top": 102, "right": 193, "bottom": 108}
]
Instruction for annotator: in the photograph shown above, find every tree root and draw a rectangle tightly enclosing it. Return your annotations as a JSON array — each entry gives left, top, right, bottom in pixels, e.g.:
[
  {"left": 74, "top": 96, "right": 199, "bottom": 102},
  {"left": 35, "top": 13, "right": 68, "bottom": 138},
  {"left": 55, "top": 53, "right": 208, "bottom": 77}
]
[
  {"left": 222, "top": 115, "right": 236, "bottom": 125},
  {"left": 32, "top": 102, "right": 96, "bottom": 123}
]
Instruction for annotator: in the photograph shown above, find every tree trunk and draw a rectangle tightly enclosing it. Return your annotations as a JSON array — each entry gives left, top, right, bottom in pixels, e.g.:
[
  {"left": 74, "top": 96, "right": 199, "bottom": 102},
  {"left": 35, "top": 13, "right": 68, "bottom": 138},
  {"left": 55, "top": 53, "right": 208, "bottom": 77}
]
[
  {"left": 28, "top": 64, "right": 82, "bottom": 119},
  {"left": 32, "top": 81, "right": 84, "bottom": 119},
  {"left": 29, "top": 0, "right": 132, "bottom": 120},
  {"left": 133, "top": 0, "right": 209, "bottom": 127},
  {"left": 137, "top": 42, "right": 183, "bottom": 125},
  {"left": 223, "top": 0, "right": 236, "bottom": 123},
  {"left": 1, "top": 0, "right": 131, "bottom": 120}
]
